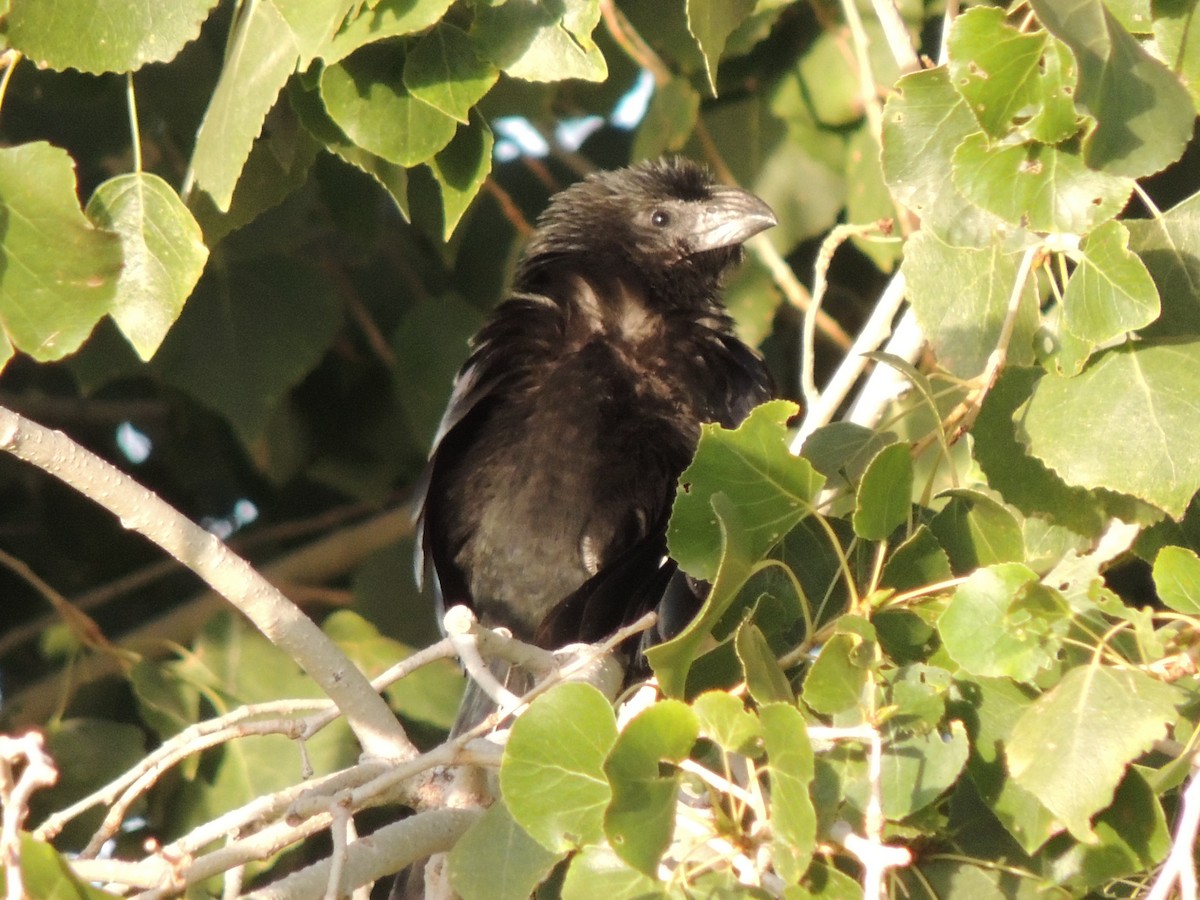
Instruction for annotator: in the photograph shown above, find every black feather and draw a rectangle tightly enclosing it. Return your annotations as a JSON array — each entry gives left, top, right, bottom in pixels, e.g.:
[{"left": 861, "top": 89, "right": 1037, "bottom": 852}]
[{"left": 416, "top": 158, "right": 776, "bottom": 730}]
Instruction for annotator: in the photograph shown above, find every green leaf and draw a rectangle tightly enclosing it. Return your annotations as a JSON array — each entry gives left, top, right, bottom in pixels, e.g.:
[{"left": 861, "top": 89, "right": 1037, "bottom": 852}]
[
  {"left": 428, "top": 114, "right": 494, "bottom": 239},
  {"left": 650, "top": 494, "right": 759, "bottom": 697},
  {"left": 1054, "top": 769, "right": 1171, "bottom": 889},
  {"left": 500, "top": 682, "right": 617, "bottom": 853},
  {"left": 152, "top": 256, "right": 341, "bottom": 445},
  {"left": 692, "top": 691, "right": 762, "bottom": 756},
  {"left": 736, "top": 620, "right": 793, "bottom": 704},
  {"left": 881, "top": 67, "right": 1012, "bottom": 248},
  {"left": 838, "top": 720, "right": 970, "bottom": 819},
  {"left": 31, "top": 719, "right": 148, "bottom": 850},
  {"left": 853, "top": 442, "right": 913, "bottom": 540},
  {"left": 668, "top": 399, "right": 817, "bottom": 582},
  {"left": 190, "top": 1, "right": 300, "bottom": 211},
  {"left": 472, "top": 0, "right": 607, "bottom": 83},
  {"left": 938, "top": 563, "right": 1070, "bottom": 683},
  {"left": 1031, "top": 0, "right": 1197, "bottom": 177},
  {"left": 760, "top": 703, "right": 816, "bottom": 882},
  {"left": 954, "top": 676, "right": 1060, "bottom": 854},
  {"left": 404, "top": 23, "right": 498, "bottom": 123},
  {"left": 802, "top": 633, "right": 869, "bottom": 716},
  {"left": 1, "top": 0, "right": 217, "bottom": 73},
  {"left": 901, "top": 230, "right": 1039, "bottom": 379},
  {"left": 631, "top": 78, "right": 701, "bottom": 162},
  {"left": 1019, "top": 340, "right": 1200, "bottom": 518},
  {"left": 322, "top": 0, "right": 455, "bottom": 65},
  {"left": 448, "top": 802, "right": 564, "bottom": 900},
  {"left": 1007, "top": 666, "right": 1181, "bottom": 841},
  {"left": 0, "top": 142, "right": 121, "bottom": 367},
  {"left": 685, "top": 0, "right": 756, "bottom": 95},
  {"left": 952, "top": 134, "right": 1132, "bottom": 234},
  {"left": 321, "top": 43, "right": 458, "bottom": 167},
  {"left": 604, "top": 700, "right": 698, "bottom": 876},
  {"left": 1062, "top": 220, "right": 1160, "bottom": 345},
  {"left": 289, "top": 80, "right": 410, "bottom": 218},
  {"left": 0, "top": 834, "right": 119, "bottom": 899},
  {"left": 560, "top": 845, "right": 666, "bottom": 899},
  {"left": 1152, "top": 545, "right": 1200, "bottom": 613},
  {"left": 85, "top": 173, "right": 208, "bottom": 360},
  {"left": 929, "top": 490, "right": 1025, "bottom": 574},
  {"left": 972, "top": 367, "right": 1108, "bottom": 537},
  {"left": 1026, "top": 39, "right": 1084, "bottom": 144},
  {"left": 1153, "top": 0, "right": 1200, "bottom": 107},
  {"left": 879, "top": 525, "right": 953, "bottom": 593},
  {"left": 946, "top": 8, "right": 1049, "bottom": 138},
  {"left": 800, "top": 423, "right": 897, "bottom": 487},
  {"left": 1126, "top": 191, "right": 1200, "bottom": 337}
]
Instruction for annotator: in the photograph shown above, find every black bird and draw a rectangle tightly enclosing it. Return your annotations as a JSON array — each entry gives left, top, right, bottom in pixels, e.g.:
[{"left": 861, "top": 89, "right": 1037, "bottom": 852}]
[{"left": 417, "top": 158, "right": 776, "bottom": 730}]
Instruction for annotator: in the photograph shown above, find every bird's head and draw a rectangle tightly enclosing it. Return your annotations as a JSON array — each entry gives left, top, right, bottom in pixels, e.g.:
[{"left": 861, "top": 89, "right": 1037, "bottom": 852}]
[{"left": 517, "top": 158, "right": 777, "bottom": 297}]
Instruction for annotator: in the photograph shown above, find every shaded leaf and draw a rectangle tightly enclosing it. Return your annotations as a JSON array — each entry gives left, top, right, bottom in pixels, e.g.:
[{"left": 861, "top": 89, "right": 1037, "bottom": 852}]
[
  {"left": 631, "top": 78, "right": 701, "bottom": 162},
  {"left": 929, "top": 490, "right": 1025, "bottom": 573},
  {"left": 853, "top": 442, "right": 913, "bottom": 540},
  {"left": 760, "top": 703, "right": 816, "bottom": 882},
  {"left": 736, "top": 620, "right": 792, "bottom": 704},
  {"left": 152, "top": 256, "right": 341, "bottom": 445},
  {"left": 685, "top": 0, "right": 755, "bottom": 95},
  {"left": 428, "top": 114, "right": 494, "bottom": 239},
  {"left": 448, "top": 802, "right": 564, "bottom": 900}
]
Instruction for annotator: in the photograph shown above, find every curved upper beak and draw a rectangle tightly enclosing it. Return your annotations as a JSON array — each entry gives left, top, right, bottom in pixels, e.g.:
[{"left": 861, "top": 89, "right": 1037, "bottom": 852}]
[{"left": 691, "top": 185, "right": 777, "bottom": 253}]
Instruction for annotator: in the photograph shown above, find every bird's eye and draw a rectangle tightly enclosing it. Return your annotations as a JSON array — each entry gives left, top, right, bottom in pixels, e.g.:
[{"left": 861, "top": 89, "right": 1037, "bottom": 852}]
[{"left": 651, "top": 209, "right": 671, "bottom": 227}]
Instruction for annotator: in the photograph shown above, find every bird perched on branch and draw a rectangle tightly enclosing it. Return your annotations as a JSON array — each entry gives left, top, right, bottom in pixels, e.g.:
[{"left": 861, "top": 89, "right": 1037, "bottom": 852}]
[{"left": 417, "top": 157, "right": 776, "bottom": 731}]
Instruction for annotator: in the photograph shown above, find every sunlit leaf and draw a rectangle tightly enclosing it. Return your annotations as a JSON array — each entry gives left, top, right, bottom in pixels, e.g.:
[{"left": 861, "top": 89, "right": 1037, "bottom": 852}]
[
  {"left": 1008, "top": 666, "right": 1181, "bottom": 840},
  {"left": 1062, "top": 220, "right": 1160, "bottom": 345},
  {"left": 0, "top": 142, "right": 121, "bottom": 368},
  {"left": 321, "top": 43, "right": 458, "bottom": 167},
  {"left": 500, "top": 683, "right": 617, "bottom": 852},
  {"left": 2, "top": 0, "right": 218, "bottom": 73},
  {"left": 952, "top": 134, "right": 1132, "bottom": 234},
  {"left": 604, "top": 700, "right": 697, "bottom": 875},
  {"left": 939, "top": 563, "right": 1070, "bottom": 683},
  {"left": 1020, "top": 340, "right": 1200, "bottom": 518},
  {"left": 404, "top": 23, "right": 498, "bottom": 123},
  {"left": 86, "top": 173, "right": 208, "bottom": 360},
  {"left": 1032, "top": 0, "right": 1196, "bottom": 177}
]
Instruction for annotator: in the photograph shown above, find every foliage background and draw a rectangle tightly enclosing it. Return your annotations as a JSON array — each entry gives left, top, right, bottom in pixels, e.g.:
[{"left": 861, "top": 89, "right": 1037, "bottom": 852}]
[{"left": 1, "top": 0, "right": 1200, "bottom": 896}]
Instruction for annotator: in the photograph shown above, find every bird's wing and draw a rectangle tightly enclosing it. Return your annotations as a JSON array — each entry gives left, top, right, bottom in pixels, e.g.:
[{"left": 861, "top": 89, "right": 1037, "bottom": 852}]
[{"left": 415, "top": 294, "right": 565, "bottom": 620}]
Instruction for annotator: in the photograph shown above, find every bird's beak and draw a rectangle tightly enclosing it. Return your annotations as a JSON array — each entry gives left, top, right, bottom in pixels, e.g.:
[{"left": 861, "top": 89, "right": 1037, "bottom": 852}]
[{"left": 691, "top": 185, "right": 777, "bottom": 252}]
